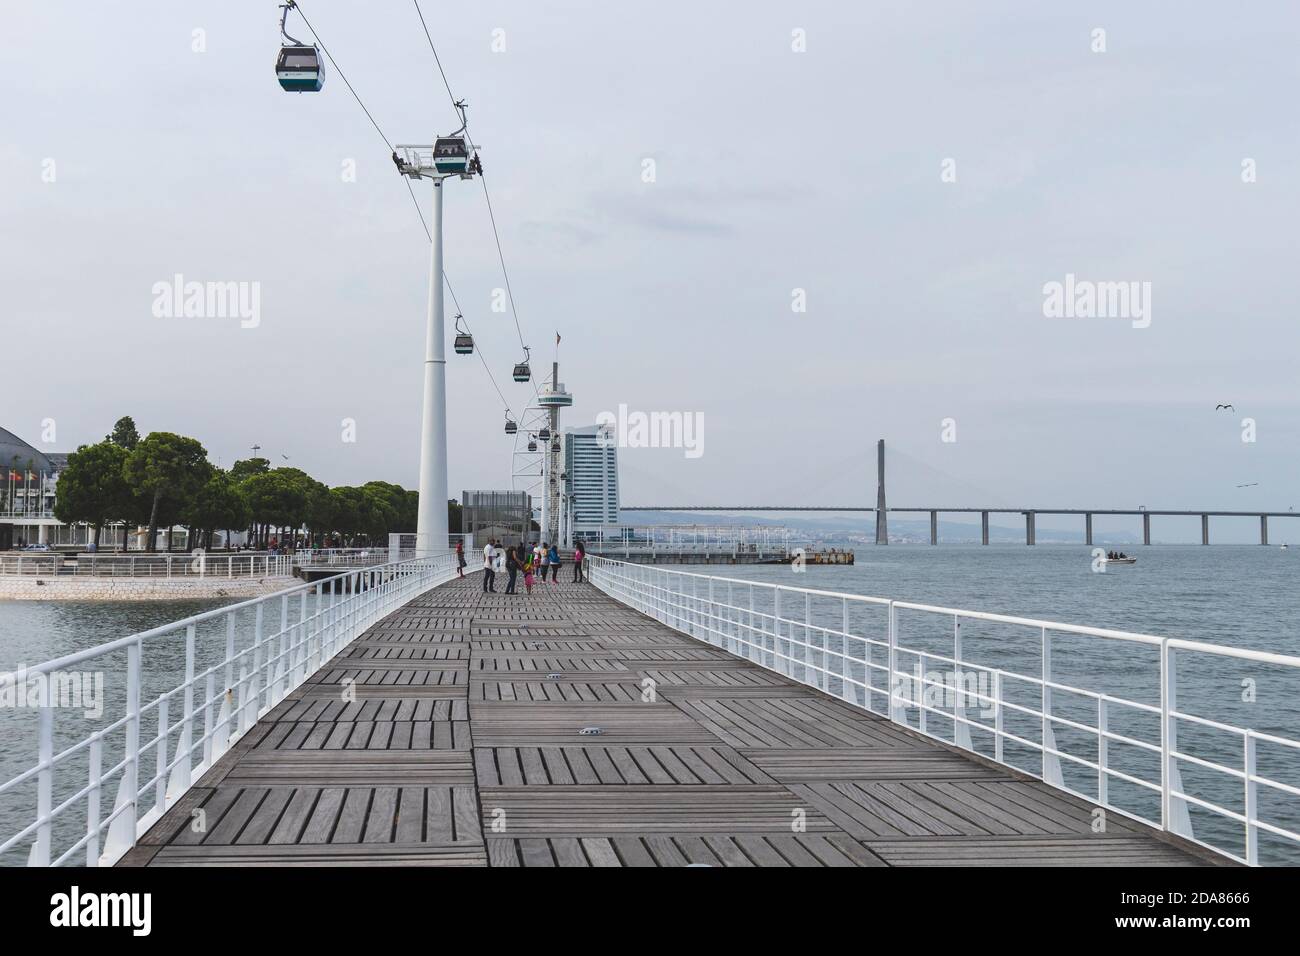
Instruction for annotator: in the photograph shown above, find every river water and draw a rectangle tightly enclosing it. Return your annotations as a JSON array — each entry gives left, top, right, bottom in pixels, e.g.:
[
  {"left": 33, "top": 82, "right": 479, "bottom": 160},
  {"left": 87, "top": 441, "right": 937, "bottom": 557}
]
[
  {"left": 651, "top": 544, "right": 1300, "bottom": 864},
  {"left": 1, "top": 545, "right": 1297, "bottom": 864}
]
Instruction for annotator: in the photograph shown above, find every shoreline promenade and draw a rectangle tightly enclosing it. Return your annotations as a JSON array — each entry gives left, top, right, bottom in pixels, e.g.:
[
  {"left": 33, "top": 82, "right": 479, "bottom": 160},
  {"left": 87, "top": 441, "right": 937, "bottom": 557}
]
[{"left": 118, "top": 574, "right": 1219, "bottom": 867}]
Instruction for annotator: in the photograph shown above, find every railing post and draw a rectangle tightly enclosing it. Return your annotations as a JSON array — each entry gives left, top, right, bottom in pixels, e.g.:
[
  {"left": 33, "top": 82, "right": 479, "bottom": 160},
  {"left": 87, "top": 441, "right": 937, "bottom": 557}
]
[
  {"left": 273, "top": 593, "right": 288, "bottom": 701},
  {"left": 303, "top": 587, "right": 314, "bottom": 684},
  {"left": 224, "top": 612, "right": 236, "bottom": 700},
  {"left": 1160, "top": 641, "right": 1193, "bottom": 838},
  {"left": 1160, "top": 639, "right": 1171, "bottom": 831},
  {"left": 993, "top": 670, "right": 1004, "bottom": 763},
  {"left": 1098, "top": 696, "right": 1109, "bottom": 806},
  {"left": 953, "top": 616, "right": 970, "bottom": 750},
  {"left": 32, "top": 700, "right": 54, "bottom": 866},
  {"left": 202, "top": 671, "right": 215, "bottom": 766},
  {"left": 917, "top": 650, "right": 927, "bottom": 735},
  {"left": 841, "top": 597, "right": 851, "bottom": 704},
  {"left": 154, "top": 696, "right": 169, "bottom": 813},
  {"left": 86, "top": 732, "right": 103, "bottom": 865},
  {"left": 887, "top": 602, "right": 901, "bottom": 723},
  {"left": 748, "top": 584, "right": 755, "bottom": 661},
  {"left": 1244, "top": 730, "right": 1258, "bottom": 865},
  {"left": 123, "top": 641, "right": 142, "bottom": 850},
  {"left": 1041, "top": 626, "right": 1062, "bottom": 786},
  {"left": 173, "top": 623, "right": 195, "bottom": 794},
  {"left": 772, "top": 586, "right": 783, "bottom": 674}
]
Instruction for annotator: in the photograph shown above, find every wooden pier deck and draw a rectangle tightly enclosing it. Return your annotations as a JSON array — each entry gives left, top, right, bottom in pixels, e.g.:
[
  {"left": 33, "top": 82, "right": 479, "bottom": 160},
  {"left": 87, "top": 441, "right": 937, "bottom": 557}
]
[{"left": 120, "top": 574, "right": 1216, "bottom": 867}]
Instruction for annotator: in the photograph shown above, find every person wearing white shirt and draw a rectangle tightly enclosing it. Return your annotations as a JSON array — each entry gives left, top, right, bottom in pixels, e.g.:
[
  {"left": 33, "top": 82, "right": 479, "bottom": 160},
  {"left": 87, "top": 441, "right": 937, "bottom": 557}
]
[{"left": 482, "top": 539, "right": 497, "bottom": 592}]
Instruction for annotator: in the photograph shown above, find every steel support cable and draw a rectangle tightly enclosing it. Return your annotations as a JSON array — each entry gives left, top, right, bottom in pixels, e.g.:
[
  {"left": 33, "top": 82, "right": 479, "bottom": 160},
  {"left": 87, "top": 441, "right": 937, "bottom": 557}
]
[{"left": 292, "top": 1, "right": 511, "bottom": 414}]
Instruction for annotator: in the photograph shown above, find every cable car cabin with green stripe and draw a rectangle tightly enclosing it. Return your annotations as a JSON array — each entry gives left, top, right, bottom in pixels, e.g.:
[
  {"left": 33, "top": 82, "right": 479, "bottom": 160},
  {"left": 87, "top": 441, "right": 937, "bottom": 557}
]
[
  {"left": 276, "top": 45, "right": 324, "bottom": 91},
  {"left": 434, "top": 137, "right": 470, "bottom": 175}
]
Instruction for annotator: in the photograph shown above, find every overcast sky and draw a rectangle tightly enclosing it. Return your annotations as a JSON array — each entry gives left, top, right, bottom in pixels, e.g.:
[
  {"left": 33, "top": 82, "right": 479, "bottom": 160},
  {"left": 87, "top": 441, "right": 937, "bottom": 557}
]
[{"left": 3, "top": 1, "right": 1298, "bottom": 541}]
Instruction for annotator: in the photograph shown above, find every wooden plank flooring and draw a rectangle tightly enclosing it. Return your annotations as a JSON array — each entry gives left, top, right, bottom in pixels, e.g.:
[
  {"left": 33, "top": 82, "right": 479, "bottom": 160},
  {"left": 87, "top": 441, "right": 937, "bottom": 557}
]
[{"left": 121, "top": 573, "right": 1219, "bottom": 867}]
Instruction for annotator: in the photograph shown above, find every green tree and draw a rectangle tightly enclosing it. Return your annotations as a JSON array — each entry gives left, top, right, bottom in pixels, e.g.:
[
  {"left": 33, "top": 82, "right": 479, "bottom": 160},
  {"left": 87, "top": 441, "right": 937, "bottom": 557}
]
[
  {"left": 184, "top": 471, "right": 251, "bottom": 550},
  {"left": 107, "top": 416, "right": 141, "bottom": 450},
  {"left": 122, "top": 432, "right": 211, "bottom": 552},
  {"left": 303, "top": 477, "right": 333, "bottom": 547},
  {"left": 53, "top": 441, "right": 131, "bottom": 549},
  {"left": 242, "top": 467, "right": 317, "bottom": 548},
  {"left": 329, "top": 486, "right": 366, "bottom": 545},
  {"left": 359, "top": 482, "right": 409, "bottom": 541},
  {"left": 230, "top": 457, "right": 270, "bottom": 483}
]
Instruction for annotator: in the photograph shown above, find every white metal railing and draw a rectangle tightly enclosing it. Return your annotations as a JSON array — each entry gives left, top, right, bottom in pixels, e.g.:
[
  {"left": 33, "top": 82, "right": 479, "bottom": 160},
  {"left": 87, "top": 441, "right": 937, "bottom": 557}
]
[
  {"left": 587, "top": 556, "right": 1300, "bottom": 866},
  {"left": 0, "top": 551, "right": 459, "bottom": 867},
  {"left": 582, "top": 525, "right": 795, "bottom": 553},
  {"left": 293, "top": 548, "right": 389, "bottom": 568},
  {"left": 389, "top": 532, "right": 474, "bottom": 561},
  {"left": 0, "top": 552, "right": 293, "bottom": 578}
]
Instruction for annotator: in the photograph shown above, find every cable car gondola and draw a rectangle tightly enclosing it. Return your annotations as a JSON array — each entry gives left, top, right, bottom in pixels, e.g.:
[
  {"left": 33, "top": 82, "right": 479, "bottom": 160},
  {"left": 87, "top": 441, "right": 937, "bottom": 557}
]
[
  {"left": 512, "top": 347, "right": 531, "bottom": 383},
  {"left": 433, "top": 135, "right": 470, "bottom": 176},
  {"left": 538, "top": 427, "right": 551, "bottom": 442},
  {"left": 275, "top": 3, "right": 324, "bottom": 92},
  {"left": 527, "top": 439, "right": 537, "bottom": 452},
  {"left": 504, "top": 414, "right": 517, "bottom": 436},
  {"left": 453, "top": 314, "right": 473, "bottom": 355}
]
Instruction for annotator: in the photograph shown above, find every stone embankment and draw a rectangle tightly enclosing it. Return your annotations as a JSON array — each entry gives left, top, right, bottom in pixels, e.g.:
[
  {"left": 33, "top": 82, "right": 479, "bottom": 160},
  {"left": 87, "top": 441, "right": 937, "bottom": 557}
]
[{"left": 0, "top": 575, "right": 296, "bottom": 602}]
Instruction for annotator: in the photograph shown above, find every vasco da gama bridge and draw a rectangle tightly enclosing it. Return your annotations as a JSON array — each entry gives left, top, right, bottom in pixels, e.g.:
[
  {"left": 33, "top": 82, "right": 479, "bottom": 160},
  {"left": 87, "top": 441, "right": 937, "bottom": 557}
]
[{"left": 624, "top": 441, "right": 1295, "bottom": 546}]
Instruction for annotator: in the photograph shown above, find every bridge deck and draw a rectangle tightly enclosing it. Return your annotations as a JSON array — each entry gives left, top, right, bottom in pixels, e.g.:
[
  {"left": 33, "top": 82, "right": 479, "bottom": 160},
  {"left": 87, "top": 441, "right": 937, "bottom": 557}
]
[{"left": 120, "top": 575, "right": 1217, "bottom": 867}]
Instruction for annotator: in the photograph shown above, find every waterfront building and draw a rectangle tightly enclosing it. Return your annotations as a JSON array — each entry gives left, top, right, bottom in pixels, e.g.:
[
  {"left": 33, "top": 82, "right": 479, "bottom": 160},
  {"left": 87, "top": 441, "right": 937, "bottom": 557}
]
[
  {"left": 0, "top": 426, "right": 66, "bottom": 550},
  {"left": 564, "top": 424, "right": 620, "bottom": 541}
]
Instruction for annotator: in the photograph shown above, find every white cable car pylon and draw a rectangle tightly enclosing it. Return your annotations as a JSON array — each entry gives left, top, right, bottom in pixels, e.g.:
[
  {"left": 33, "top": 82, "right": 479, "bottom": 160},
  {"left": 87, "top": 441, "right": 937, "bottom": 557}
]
[{"left": 393, "top": 101, "right": 482, "bottom": 554}]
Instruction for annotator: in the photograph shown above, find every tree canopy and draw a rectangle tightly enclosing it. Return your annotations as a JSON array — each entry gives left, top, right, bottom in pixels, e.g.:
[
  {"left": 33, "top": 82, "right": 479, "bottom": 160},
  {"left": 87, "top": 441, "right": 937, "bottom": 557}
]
[
  {"left": 122, "top": 432, "right": 212, "bottom": 551},
  {"left": 48, "top": 416, "right": 441, "bottom": 550},
  {"left": 107, "top": 416, "right": 141, "bottom": 450},
  {"left": 53, "top": 441, "right": 132, "bottom": 547}
]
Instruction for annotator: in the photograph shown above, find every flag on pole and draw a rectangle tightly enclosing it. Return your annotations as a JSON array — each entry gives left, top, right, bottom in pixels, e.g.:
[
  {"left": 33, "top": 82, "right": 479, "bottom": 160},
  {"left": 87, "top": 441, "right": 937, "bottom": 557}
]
[{"left": 556, "top": 331, "right": 561, "bottom": 346}]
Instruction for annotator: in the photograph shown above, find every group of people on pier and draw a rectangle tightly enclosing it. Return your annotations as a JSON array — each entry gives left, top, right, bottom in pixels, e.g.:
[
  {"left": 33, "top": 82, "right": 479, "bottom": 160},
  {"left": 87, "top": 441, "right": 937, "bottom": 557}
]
[{"left": 456, "top": 538, "right": 586, "bottom": 594}]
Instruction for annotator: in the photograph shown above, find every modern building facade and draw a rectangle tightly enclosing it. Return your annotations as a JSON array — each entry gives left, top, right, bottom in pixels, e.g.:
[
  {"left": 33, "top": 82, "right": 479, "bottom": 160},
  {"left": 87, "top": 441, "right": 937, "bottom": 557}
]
[
  {"left": 0, "top": 426, "right": 65, "bottom": 550},
  {"left": 564, "top": 424, "right": 620, "bottom": 540}
]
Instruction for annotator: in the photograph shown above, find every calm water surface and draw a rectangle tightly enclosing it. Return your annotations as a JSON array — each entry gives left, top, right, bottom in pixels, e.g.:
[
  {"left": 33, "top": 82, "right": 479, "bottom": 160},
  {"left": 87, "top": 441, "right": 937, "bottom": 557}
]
[{"left": 661, "top": 544, "right": 1300, "bottom": 863}]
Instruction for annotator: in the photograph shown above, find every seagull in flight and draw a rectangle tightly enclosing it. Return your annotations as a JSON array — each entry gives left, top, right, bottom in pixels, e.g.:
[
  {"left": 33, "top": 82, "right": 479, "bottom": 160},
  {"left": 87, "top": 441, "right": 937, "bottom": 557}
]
[
  {"left": 1237, "top": 482, "right": 1259, "bottom": 488},
  {"left": 1216, "top": 404, "right": 1235, "bottom": 411}
]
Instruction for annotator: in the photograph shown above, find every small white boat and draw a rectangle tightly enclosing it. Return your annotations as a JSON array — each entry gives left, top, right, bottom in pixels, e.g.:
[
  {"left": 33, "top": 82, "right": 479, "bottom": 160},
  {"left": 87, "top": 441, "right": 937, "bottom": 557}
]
[{"left": 1104, "top": 556, "right": 1137, "bottom": 565}]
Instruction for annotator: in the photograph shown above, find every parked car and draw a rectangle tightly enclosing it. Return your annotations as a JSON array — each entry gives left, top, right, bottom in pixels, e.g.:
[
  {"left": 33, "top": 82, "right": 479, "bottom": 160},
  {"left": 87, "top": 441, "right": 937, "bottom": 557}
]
[{"left": 20, "top": 543, "right": 53, "bottom": 552}]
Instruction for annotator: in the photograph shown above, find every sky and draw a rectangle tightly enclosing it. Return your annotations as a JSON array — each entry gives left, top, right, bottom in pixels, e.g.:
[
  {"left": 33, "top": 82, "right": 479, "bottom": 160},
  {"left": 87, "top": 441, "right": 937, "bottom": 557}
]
[{"left": 3, "top": 1, "right": 1298, "bottom": 543}]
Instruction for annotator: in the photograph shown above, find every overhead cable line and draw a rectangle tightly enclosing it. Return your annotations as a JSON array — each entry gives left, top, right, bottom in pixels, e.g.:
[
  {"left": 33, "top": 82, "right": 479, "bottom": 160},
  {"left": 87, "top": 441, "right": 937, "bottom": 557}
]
[
  {"left": 410, "top": 0, "right": 541, "bottom": 398},
  {"left": 292, "top": 1, "right": 512, "bottom": 415}
]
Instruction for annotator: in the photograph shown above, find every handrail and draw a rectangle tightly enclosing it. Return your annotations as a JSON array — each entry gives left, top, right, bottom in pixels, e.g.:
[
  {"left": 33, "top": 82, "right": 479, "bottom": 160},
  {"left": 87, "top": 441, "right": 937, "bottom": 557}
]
[
  {"left": 0, "top": 551, "right": 460, "bottom": 867},
  {"left": 0, "top": 552, "right": 294, "bottom": 579},
  {"left": 586, "top": 555, "right": 1300, "bottom": 866}
]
